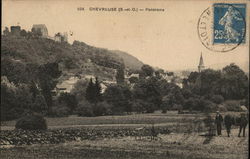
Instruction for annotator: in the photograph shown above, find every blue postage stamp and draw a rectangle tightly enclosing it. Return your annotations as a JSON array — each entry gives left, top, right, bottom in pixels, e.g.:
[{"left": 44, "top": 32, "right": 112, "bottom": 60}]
[{"left": 213, "top": 3, "right": 246, "bottom": 44}]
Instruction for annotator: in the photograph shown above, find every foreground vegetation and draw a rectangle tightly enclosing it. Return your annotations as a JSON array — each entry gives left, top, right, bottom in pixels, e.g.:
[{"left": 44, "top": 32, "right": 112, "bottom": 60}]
[
  {"left": 1, "top": 111, "right": 248, "bottom": 159},
  {"left": 0, "top": 127, "right": 248, "bottom": 159}
]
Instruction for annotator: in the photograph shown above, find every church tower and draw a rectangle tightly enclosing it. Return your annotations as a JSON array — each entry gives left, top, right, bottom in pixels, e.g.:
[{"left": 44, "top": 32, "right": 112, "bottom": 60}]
[{"left": 198, "top": 53, "right": 205, "bottom": 72}]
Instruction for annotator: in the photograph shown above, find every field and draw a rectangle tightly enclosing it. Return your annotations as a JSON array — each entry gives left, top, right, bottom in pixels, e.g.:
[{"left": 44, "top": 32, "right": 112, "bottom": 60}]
[
  {"left": 0, "top": 111, "right": 248, "bottom": 159},
  {"left": 1, "top": 111, "right": 204, "bottom": 130}
]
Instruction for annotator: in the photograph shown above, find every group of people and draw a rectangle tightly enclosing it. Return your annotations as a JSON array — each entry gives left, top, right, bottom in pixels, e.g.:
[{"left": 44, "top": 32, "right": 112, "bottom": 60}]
[{"left": 215, "top": 111, "right": 248, "bottom": 137}]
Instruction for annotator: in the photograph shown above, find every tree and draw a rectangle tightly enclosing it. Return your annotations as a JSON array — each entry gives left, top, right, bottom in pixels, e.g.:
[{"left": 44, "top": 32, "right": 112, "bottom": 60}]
[
  {"left": 76, "top": 101, "right": 94, "bottom": 117},
  {"left": 166, "top": 72, "right": 174, "bottom": 76},
  {"left": 132, "top": 99, "right": 146, "bottom": 113},
  {"left": 58, "top": 92, "right": 78, "bottom": 113},
  {"left": 71, "top": 79, "right": 89, "bottom": 102},
  {"left": 31, "top": 94, "right": 48, "bottom": 115},
  {"left": 210, "top": 95, "right": 224, "bottom": 104},
  {"left": 29, "top": 81, "right": 39, "bottom": 102},
  {"left": 94, "top": 77, "right": 102, "bottom": 102},
  {"left": 20, "top": 29, "right": 27, "bottom": 37},
  {"left": 139, "top": 64, "right": 154, "bottom": 78},
  {"left": 3, "top": 27, "right": 10, "bottom": 36},
  {"left": 183, "top": 97, "right": 200, "bottom": 111},
  {"left": 181, "top": 88, "right": 193, "bottom": 99},
  {"left": 1, "top": 57, "right": 30, "bottom": 85},
  {"left": 161, "top": 87, "right": 184, "bottom": 111},
  {"left": 155, "top": 69, "right": 164, "bottom": 79},
  {"left": 116, "top": 64, "right": 125, "bottom": 84},
  {"left": 133, "top": 77, "right": 162, "bottom": 113},
  {"left": 187, "top": 72, "right": 199, "bottom": 83},
  {"left": 1, "top": 76, "right": 18, "bottom": 120},
  {"left": 37, "top": 62, "right": 61, "bottom": 114},
  {"left": 185, "top": 64, "right": 248, "bottom": 101},
  {"left": 104, "top": 85, "right": 132, "bottom": 114},
  {"left": 182, "top": 78, "right": 189, "bottom": 88},
  {"left": 26, "top": 31, "right": 33, "bottom": 39},
  {"left": 63, "top": 58, "right": 77, "bottom": 69},
  {"left": 93, "top": 101, "right": 111, "bottom": 116},
  {"left": 185, "top": 69, "right": 222, "bottom": 96},
  {"left": 161, "top": 96, "right": 170, "bottom": 113},
  {"left": 15, "top": 84, "right": 33, "bottom": 111},
  {"left": 220, "top": 63, "right": 248, "bottom": 100},
  {"left": 85, "top": 78, "right": 95, "bottom": 103},
  {"left": 85, "top": 77, "right": 102, "bottom": 104},
  {"left": 1, "top": 76, "right": 37, "bottom": 120},
  {"left": 184, "top": 96, "right": 217, "bottom": 112},
  {"left": 129, "top": 76, "right": 139, "bottom": 84},
  {"left": 199, "top": 69, "right": 221, "bottom": 96},
  {"left": 201, "top": 99, "right": 217, "bottom": 112}
]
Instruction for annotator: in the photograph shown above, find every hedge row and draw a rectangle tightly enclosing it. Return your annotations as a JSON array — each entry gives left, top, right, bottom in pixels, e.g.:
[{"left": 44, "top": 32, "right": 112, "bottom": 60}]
[{"left": 0, "top": 127, "right": 171, "bottom": 146}]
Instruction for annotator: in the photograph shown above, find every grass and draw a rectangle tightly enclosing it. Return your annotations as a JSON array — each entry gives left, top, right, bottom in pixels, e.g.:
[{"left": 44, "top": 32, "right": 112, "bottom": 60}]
[
  {"left": 1, "top": 111, "right": 204, "bottom": 127},
  {"left": 0, "top": 128, "right": 248, "bottom": 159},
  {"left": 1, "top": 111, "right": 242, "bottom": 131},
  {"left": 0, "top": 111, "right": 248, "bottom": 159},
  {"left": 2, "top": 111, "right": 243, "bottom": 126}
]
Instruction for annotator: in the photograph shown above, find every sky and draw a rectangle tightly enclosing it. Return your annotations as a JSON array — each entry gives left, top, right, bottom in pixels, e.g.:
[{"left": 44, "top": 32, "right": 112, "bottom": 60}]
[{"left": 2, "top": 0, "right": 249, "bottom": 71}]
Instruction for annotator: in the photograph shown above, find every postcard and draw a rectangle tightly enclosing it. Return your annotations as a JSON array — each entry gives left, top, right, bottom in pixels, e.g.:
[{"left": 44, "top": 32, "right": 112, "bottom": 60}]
[{"left": 1, "top": 0, "right": 249, "bottom": 159}]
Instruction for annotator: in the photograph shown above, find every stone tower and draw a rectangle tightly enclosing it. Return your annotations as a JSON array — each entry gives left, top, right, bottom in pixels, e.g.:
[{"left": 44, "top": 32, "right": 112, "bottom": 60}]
[
  {"left": 32, "top": 24, "right": 48, "bottom": 38},
  {"left": 198, "top": 53, "right": 205, "bottom": 72}
]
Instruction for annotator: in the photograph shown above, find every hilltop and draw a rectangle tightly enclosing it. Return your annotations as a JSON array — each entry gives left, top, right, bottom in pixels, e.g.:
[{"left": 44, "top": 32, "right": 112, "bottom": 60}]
[
  {"left": 111, "top": 50, "right": 144, "bottom": 71},
  {"left": 1, "top": 35, "right": 144, "bottom": 82}
]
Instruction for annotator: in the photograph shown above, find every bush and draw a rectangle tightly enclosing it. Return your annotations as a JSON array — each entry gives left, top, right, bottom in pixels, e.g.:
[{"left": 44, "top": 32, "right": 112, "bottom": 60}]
[
  {"left": 202, "top": 100, "right": 217, "bottom": 112},
  {"left": 144, "top": 102, "right": 156, "bottom": 113},
  {"left": 161, "top": 109, "right": 167, "bottom": 114},
  {"left": 172, "top": 104, "right": 183, "bottom": 111},
  {"left": 51, "top": 105, "right": 70, "bottom": 117},
  {"left": 93, "top": 102, "right": 112, "bottom": 116},
  {"left": 211, "top": 95, "right": 224, "bottom": 104},
  {"left": 15, "top": 114, "right": 47, "bottom": 130},
  {"left": 57, "top": 92, "right": 77, "bottom": 113},
  {"left": 2, "top": 107, "right": 24, "bottom": 121},
  {"left": 184, "top": 97, "right": 200, "bottom": 111},
  {"left": 224, "top": 100, "right": 241, "bottom": 111},
  {"left": 76, "top": 101, "right": 94, "bottom": 117},
  {"left": 218, "top": 104, "right": 228, "bottom": 112},
  {"left": 31, "top": 94, "right": 48, "bottom": 115},
  {"left": 132, "top": 100, "right": 146, "bottom": 113},
  {"left": 1, "top": 77, "right": 32, "bottom": 121},
  {"left": 71, "top": 79, "right": 89, "bottom": 102},
  {"left": 160, "top": 100, "right": 169, "bottom": 113}
]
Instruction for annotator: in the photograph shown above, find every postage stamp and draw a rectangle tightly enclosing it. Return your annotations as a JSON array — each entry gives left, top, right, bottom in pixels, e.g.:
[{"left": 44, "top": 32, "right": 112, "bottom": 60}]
[
  {"left": 213, "top": 3, "right": 246, "bottom": 44},
  {"left": 197, "top": 3, "right": 246, "bottom": 52}
]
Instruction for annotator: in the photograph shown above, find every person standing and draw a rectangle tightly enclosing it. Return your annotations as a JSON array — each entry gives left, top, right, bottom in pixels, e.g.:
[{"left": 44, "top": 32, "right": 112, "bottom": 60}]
[
  {"left": 215, "top": 111, "right": 223, "bottom": 136},
  {"left": 224, "top": 114, "right": 235, "bottom": 137},
  {"left": 238, "top": 113, "right": 248, "bottom": 137}
]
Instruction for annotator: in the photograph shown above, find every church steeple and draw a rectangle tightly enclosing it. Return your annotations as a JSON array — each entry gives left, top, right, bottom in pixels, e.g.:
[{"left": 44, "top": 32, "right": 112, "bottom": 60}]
[{"left": 198, "top": 53, "right": 205, "bottom": 72}]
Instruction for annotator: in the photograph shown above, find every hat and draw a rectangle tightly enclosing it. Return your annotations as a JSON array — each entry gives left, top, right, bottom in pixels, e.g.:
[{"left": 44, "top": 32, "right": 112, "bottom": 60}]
[{"left": 216, "top": 111, "right": 219, "bottom": 113}]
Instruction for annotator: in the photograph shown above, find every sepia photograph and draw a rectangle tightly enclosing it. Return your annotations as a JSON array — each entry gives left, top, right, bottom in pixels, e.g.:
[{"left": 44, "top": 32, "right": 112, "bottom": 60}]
[{"left": 1, "top": 0, "right": 249, "bottom": 158}]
